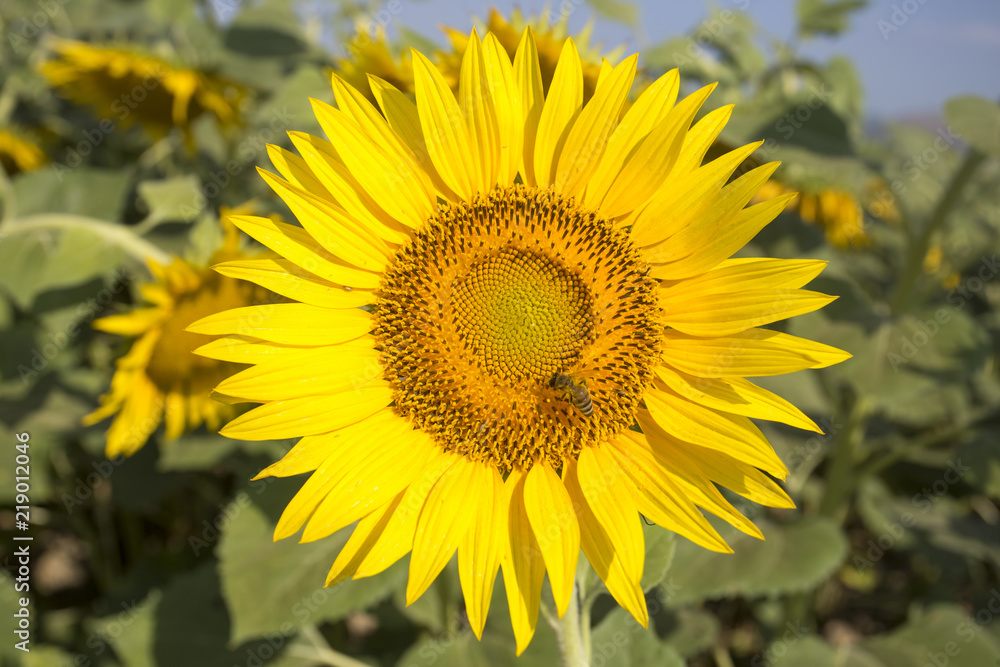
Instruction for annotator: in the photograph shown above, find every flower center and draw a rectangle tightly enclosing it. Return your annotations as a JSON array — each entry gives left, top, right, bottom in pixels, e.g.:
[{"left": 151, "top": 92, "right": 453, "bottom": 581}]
[
  {"left": 453, "top": 247, "right": 594, "bottom": 381},
  {"left": 374, "top": 185, "right": 661, "bottom": 473}
]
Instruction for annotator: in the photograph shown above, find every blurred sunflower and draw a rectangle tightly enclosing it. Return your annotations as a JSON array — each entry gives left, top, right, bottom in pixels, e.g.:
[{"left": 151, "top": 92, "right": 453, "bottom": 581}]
[
  {"left": 0, "top": 127, "right": 47, "bottom": 174},
  {"left": 191, "top": 30, "right": 848, "bottom": 651},
  {"left": 755, "top": 179, "right": 873, "bottom": 248},
  {"left": 84, "top": 218, "right": 265, "bottom": 458},
  {"left": 335, "top": 8, "right": 620, "bottom": 101},
  {"left": 40, "top": 39, "right": 246, "bottom": 146}
]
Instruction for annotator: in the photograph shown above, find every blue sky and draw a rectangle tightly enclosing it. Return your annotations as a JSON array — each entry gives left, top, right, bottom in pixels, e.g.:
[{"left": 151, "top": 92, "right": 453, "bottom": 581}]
[{"left": 377, "top": 0, "right": 1000, "bottom": 119}]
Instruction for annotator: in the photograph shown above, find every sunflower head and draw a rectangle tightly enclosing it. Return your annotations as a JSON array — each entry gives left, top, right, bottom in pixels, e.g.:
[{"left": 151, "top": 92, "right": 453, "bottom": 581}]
[
  {"left": 40, "top": 39, "right": 247, "bottom": 144},
  {"left": 191, "top": 28, "right": 848, "bottom": 652},
  {"left": 84, "top": 218, "right": 265, "bottom": 457}
]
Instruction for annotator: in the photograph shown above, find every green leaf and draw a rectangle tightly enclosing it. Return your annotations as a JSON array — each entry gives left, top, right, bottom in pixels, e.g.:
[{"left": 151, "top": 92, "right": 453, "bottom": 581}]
[
  {"left": 591, "top": 607, "right": 685, "bottom": 667},
  {"left": 90, "top": 563, "right": 303, "bottom": 667},
  {"left": 11, "top": 166, "right": 131, "bottom": 221},
  {"left": 585, "top": 0, "right": 639, "bottom": 26},
  {"left": 225, "top": 0, "right": 305, "bottom": 57},
  {"left": 137, "top": 176, "right": 203, "bottom": 227},
  {"left": 771, "top": 605, "right": 1000, "bottom": 666},
  {"left": 945, "top": 96, "right": 1000, "bottom": 159},
  {"left": 665, "top": 518, "right": 848, "bottom": 604},
  {"left": 0, "top": 227, "right": 127, "bottom": 309},
  {"left": 640, "top": 523, "right": 676, "bottom": 592},
  {"left": 657, "top": 607, "right": 720, "bottom": 658},
  {"left": 957, "top": 430, "right": 1000, "bottom": 496},
  {"left": 157, "top": 434, "right": 290, "bottom": 472},
  {"left": 218, "top": 476, "right": 407, "bottom": 644},
  {"left": 797, "top": 0, "right": 868, "bottom": 38}
]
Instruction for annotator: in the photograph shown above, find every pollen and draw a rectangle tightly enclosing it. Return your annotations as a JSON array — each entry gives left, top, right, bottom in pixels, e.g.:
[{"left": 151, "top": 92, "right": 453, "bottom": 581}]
[{"left": 374, "top": 185, "right": 662, "bottom": 473}]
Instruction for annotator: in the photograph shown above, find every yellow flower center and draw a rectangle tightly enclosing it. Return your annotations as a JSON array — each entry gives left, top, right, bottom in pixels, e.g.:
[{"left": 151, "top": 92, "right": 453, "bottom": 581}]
[{"left": 375, "top": 185, "right": 661, "bottom": 473}]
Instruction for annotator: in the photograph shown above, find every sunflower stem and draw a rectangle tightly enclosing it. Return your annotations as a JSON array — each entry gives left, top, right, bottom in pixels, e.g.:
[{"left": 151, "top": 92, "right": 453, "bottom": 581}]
[
  {"left": 550, "top": 583, "right": 588, "bottom": 667},
  {"left": 1, "top": 213, "right": 171, "bottom": 266},
  {"left": 889, "top": 148, "right": 987, "bottom": 313},
  {"left": 818, "top": 396, "right": 869, "bottom": 519}
]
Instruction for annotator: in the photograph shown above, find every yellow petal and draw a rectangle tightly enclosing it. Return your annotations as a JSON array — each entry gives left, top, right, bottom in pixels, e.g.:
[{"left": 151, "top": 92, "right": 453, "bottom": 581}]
[
  {"left": 607, "top": 432, "right": 732, "bottom": 553},
  {"left": 367, "top": 75, "right": 461, "bottom": 202},
  {"left": 501, "top": 467, "right": 546, "bottom": 656},
  {"left": 259, "top": 169, "right": 390, "bottom": 272},
  {"left": 659, "top": 257, "right": 829, "bottom": 293},
  {"left": 584, "top": 69, "right": 680, "bottom": 210},
  {"left": 661, "top": 287, "right": 837, "bottom": 336},
  {"left": 482, "top": 33, "right": 522, "bottom": 186},
  {"left": 220, "top": 383, "right": 391, "bottom": 441},
  {"left": 412, "top": 49, "right": 476, "bottom": 199},
  {"left": 311, "top": 97, "right": 435, "bottom": 228},
  {"left": 252, "top": 408, "right": 394, "bottom": 480},
  {"left": 654, "top": 365, "right": 820, "bottom": 433},
  {"left": 326, "top": 492, "right": 404, "bottom": 586},
  {"left": 269, "top": 410, "right": 411, "bottom": 538},
  {"left": 522, "top": 460, "right": 579, "bottom": 617},
  {"left": 459, "top": 29, "right": 501, "bottom": 192},
  {"left": 458, "top": 465, "right": 506, "bottom": 639},
  {"left": 555, "top": 54, "right": 637, "bottom": 199},
  {"left": 563, "top": 458, "right": 648, "bottom": 626},
  {"left": 628, "top": 418, "right": 765, "bottom": 540},
  {"left": 599, "top": 83, "right": 717, "bottom": 219},
  {"left": 407, "top": 455, "right": 485, "bottom": 604},
  {"left": 660, "top": 328, "right": 852, "bottom": 378},
  {"left": 670, "top": 104, "right": 735, "bottom": 177},
  {"left": 187, "top": 303, "right": 371, "bottom": 346},
  {"left": 577, "top": 447, "right": 644, "bottom": 586},
  {"left": 227, "top": 214, "right": 381, "bottom": 289},
  {"left": 355, "top": 450, "right": 454, "bottom": 578},
  {"left": 105, "top": 372, "right": 163, "bottom": 457},
  {"left": 649, "top": 193, "right": 797, "bottom": 281},
  {"left": 302, "top": 429, "right": 437, "bottom": 543},
  {"left": 213, "top": 257, "right": 374, "bottom": 310},
  {"left": 514, "top": 27, "right": 544, "bottom": 187},
  {"left": 214, "top": 339, "right": 380, "bottom": 400},
  {"left": 193, "top": 335, "right": 319, "bottom": 364},
  {"left": 644, "top": 384, "right": 788, "bottom": 478},
  {"left": 532, "top": 39, "right": 583, "bottom": 187},
  {"left": 630, "top": 141, "right": 762, "bottom": 247},
  {"left": 93, "top": 308, "right": 163, "bottom": 336},
  {"left": 284, "top": 133, "right": 411, "bottom": 245}
]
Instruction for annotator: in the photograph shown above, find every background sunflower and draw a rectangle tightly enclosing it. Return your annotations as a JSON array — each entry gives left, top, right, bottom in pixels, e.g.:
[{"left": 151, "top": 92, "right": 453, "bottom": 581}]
[{"left": 1, "top": 1, "right": 999, "bottom": 666}]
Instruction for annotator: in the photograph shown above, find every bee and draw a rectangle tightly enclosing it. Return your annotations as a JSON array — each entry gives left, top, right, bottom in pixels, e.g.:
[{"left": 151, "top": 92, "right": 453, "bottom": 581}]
[{"left": 550, "top": 372, "right": 593, "bottom": 417}]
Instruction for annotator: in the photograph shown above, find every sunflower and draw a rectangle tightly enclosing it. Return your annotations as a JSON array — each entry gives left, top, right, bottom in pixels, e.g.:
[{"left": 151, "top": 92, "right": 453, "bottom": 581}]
[
  {"left": 190, "top": 30, "right": 848, "bottom": 651},
  {"left": 335, "top": 7, "right": 619, "bottom": 102},
  {"left": 84, "top": 219, "right": 264, "bottom": 458},
  {"left": 0, "top": 127, "right": 47, "bottom": 174},
  {"left": 40, "top": 39, "right": 246, "bottom": 144},
  {"left": 756, "top": 179, "right": 871, "bottom": 248}
]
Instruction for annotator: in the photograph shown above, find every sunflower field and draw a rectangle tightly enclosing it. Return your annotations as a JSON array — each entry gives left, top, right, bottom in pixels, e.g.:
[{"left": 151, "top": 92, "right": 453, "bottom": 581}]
[{"left": 2, "top": 0, "right": 1000, "bottom": 665}]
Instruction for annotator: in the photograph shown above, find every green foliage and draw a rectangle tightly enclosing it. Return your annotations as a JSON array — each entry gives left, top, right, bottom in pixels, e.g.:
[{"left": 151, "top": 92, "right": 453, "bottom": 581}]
[
  {"left": 666, "top": 518, "right": 848, "bottom": 604},
  {"left": 797, "top": 0, "right": 868, "bottom": 38}
]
